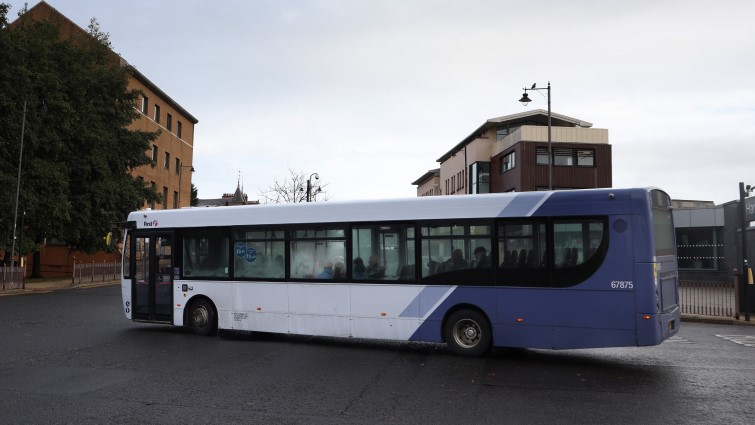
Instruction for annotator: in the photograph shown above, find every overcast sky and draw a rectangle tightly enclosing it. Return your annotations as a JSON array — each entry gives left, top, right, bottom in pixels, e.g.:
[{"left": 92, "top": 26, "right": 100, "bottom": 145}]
[{"left": 7, "top": 0, "right": 755, "bottom": 204}]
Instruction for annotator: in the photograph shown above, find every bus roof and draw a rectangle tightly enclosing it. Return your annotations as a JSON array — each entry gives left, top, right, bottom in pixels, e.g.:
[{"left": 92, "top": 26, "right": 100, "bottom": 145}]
[{"left": 128, "top": 188, "right": 659, "bottom": 230}]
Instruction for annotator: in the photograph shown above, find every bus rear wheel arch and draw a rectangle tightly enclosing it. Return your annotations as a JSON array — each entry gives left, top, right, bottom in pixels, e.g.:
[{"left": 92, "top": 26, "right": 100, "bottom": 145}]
[
  {"left": 443, "top": 308, "right": 492, "bottom": 357},
  {"left": 187, "top": 297, "right": 217, "bottom": 336}
]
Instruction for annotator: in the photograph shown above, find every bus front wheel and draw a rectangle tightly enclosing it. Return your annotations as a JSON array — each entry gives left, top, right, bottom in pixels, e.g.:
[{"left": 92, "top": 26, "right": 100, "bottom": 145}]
[
  {"left": 444, "top": 309, "right": 491, "bottom": 357},
  {"left": 188, "top": 298, "right": 216, "bottom": 336}
]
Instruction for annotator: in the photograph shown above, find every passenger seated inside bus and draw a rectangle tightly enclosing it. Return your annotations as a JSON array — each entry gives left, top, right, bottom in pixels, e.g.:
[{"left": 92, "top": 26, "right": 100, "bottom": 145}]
[
  {"left": 443, "top": 249, "right": 468, "bottom": 272},
  {"left": 353, "top": 257, "right": 366, "bottom": 279},
  {"left": 317, "top": 261, "right": 334, "bottom": 279},
  {"left": 333, "top": 262, "right": 345, "bottom": 280},
  {"left": 473, "top": 246, "right": 491, "bottom": 268},
  {"left": 366, "top": 255, "right": 385, "bottom": 279}
]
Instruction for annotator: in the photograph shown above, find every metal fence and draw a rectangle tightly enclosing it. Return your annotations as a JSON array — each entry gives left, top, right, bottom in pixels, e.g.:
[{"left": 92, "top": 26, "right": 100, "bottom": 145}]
[
  {"left": 679, "top": 280, "right": 737, "bottom": 317},
  {"left": 1, "top": 266, "right": 25, "bottom": 290},
  {"left": 72, "top": 261, "right": 121, "bottom": 285}
]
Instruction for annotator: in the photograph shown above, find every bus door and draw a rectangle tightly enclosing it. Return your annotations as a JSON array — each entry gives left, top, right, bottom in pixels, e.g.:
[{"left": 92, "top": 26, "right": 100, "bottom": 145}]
[{"left": 131, "top": 231, "right": 174, "bottom": 323}]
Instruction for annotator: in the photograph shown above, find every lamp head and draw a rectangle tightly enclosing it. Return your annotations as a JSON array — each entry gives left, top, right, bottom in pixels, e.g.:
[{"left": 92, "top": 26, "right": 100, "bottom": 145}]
[{"left": 519, "top": 92, "right": 531, "bottom": 106}]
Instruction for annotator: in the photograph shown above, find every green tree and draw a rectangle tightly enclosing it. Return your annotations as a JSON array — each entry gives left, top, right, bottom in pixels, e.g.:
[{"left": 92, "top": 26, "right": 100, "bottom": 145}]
[
  {"left": 190, "top": 182, "right": 199, "bottom": 207},
  {"left": 0, "top": 4, "right": 159, "bottom": 270}
]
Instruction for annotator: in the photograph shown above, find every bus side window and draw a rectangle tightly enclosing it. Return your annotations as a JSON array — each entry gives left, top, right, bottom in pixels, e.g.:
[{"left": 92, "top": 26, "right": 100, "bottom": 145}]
[
  {"left": 183, "top": 228, "right": 229, "bottom": 278},
  {"left": 497, "top": 222, "right": 546, "bottom": 269},
  {"left": 290, "top": 227, "right": 346, "bottom": 280},
  {"left": 352, "top": 224, "right": 416, "bottom": 281},
  {"left": 233, "top": 228, "right": 285, "bottom": 279},
  {"left": 553, "top": 220, "right": 605, "bottom": 268}
]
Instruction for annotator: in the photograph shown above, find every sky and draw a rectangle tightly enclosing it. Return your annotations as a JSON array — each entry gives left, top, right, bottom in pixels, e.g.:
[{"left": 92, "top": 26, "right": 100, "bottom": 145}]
[{"left": 6, "top": 0, "right": 755, "bottom": 204}]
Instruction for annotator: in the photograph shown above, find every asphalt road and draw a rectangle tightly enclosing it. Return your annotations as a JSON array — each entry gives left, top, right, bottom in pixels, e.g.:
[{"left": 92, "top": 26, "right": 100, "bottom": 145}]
[{"left": 1, "top": 286, "right": 754, "bottom": 425}]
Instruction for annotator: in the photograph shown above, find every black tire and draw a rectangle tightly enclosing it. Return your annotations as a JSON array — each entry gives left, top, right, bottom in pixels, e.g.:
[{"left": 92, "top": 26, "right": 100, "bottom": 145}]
[
  {"left": 444, "top": 309, "right": 492, "bottom": 357},
  {"left": 188, "top": 298, "right": 216, "bottom": 336}
]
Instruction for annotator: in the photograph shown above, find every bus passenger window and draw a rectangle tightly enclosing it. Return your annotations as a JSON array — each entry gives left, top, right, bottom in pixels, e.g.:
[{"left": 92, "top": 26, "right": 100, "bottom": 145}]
[
  {"left": 183, "top": 229, "right": 229, "bottom": 278},
  {"left": 497, "top": 222, "right": 546, "bottom": 269},
  {"left": 352, "top": 224, "right": 416, "bottom": 281},
  {"left": 233, "top": 229, "right": 285, "bottom": 279},
  {"left": 421, "top": 223, "right": 491, "bottom": 278},
  {"left": 290, "top": 227, "right": 346, "bottom": 280},
  {"left": 553, "top": 220, "right": 605, "bottom": 268}
]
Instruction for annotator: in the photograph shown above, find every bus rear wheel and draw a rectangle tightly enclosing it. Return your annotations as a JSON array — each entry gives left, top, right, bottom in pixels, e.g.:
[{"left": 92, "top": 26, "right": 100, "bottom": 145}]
[
  {"left": 444, "top": 309, "right": 491, "bottom": 357},
  {"left": 189, "top": 298, "right": 216, "bottom": 336}
]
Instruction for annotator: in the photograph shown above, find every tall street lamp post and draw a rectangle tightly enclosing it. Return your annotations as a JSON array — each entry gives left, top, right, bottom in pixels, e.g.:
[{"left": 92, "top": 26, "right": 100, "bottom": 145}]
[
  {"left": 739, "top": 182, "right": 754, "bottom": 321},
  {"left": 10, "top": 100, "right": 27, "bottom": 269},
  {"left": 519, "top": 82, "right": 552, "bottom": 190},
  {"left": 307, "top": 173, "right": 320, "bottom": 202},
  {"left": 178, "top": 164, "right": 195, "bottom": 208}
]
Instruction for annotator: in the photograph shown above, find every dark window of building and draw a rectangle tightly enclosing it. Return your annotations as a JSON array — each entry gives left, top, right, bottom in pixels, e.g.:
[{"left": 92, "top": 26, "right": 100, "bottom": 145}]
[
  {"left": 151, "top": 144, "right": 158, "bottom": 162},
  {"left": 141, "top": 95, "right": 149, "bottom": 114},
  {"left": 537, "top": 147, "right": 595, "bottom": 167},
  {"left": 577, "top": 149, "right": 595, "bottom": 166},
  {"left": 536, "top": 147, "right": 550, "bottom": 165},
  {"left": 154, "top": 104, "right": 161, "bottom": 123},
  {"left": 676, "top": 227, "right": 724, "bottom": 270},
  {"left": 554, "top": 148, "right": 574, "bottom": 166},
  {"left": 164, "top": 152, "right": 170, "bottom": 170},
  {"left": 173, "top": 191, "right": 178, "bottom": 209},
  {"left": 177, "top": 121, "right": 183, "bottom": 138},
  {"left": 496, "top": 127, "right": 513, "bottom": 141},
  {"left": 500, "top": 152, "right": 515, "bottom": 173},
  {"left": 162, "top": 187, "right": 168, "bottom": 209},
  {"left": 175, "top": 158, "right": 180, "bottom": 175},
  {"left": 167, "top": 113, "right": 173, "bottom": 132},
  {"left": 471, "top": 161, "right": 490, "bottom": 194}
]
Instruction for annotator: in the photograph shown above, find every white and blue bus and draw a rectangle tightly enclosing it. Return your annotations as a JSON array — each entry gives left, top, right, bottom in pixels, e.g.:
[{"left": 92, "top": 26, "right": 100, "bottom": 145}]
[{"left": 121, "top": 187, "right": 679, "bottom": 357}]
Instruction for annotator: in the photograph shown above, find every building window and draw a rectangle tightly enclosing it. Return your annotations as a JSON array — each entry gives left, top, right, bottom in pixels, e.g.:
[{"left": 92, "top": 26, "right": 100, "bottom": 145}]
[
  {"left": 501, "top": 151, "right": 515, "bottom": 173},
  {"left": 496, "top": 127, "right": 515, "bottom": 141},
  {"left": 164, "top": 152, "right": 170, "bottom": 170},
  {"left": 577, "top": 149, "right": 595, "bottom": 166},
  {"left": 154, "top": 104, "right": 161, "bottom": 123},
  {"left": 471, "top": 162, "right": 490, "bottom": 194},
  {"left": 537, "top": 147, "right": 595, "bottom": 167},
  {"left": 177, "top": 121, "right": 183, "bottom": 138},
  {"left": 676, "top": 227, "right": 724, "bottom": 270},
  {"left": 162, "top": 187, "right": 168, "bottom": 209},
  {"left": 151, "top": 144, "right": 158, "bottom": 162},
  {"left": 167, "top": 113, "right": 173, "bottom": 132},
  {"left": 536, "top": 148, "right": 550, "bottom": 165},
  {"left": 141, "top": 95, "right": 149, "bottom": 114},
  {"left": 175, "top": 158, "right": 180, "bottom": 175},
  {"left": 173, "top": 191, "right": 178, "bottom": 209}
]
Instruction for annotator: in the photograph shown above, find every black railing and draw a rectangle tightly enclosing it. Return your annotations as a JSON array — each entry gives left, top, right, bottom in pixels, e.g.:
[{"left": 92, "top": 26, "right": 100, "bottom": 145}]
[
  {"left": 679, "top": 280, "right": 736, "bottom": 317},
  {"left": 72, "top": 261, "right": 121, "bottom": 285},
  {"left": 0, "top": 266, "right": 25, "bottom": 290}
]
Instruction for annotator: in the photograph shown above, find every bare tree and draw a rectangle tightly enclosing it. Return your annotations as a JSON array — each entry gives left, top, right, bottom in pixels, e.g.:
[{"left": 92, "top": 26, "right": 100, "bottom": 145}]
[{"left": 259, "top": 168, "right": 329, "bottom": 204}]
